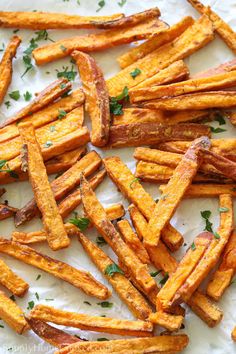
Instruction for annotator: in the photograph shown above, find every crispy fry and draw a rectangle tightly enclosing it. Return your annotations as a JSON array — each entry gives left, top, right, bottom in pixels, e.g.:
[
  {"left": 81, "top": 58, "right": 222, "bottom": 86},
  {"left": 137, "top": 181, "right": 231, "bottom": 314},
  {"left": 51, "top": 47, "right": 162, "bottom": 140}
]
[
  {"left": 117, "top": 219, "right": 150, "bottom": 264},
  {"left": 160, "top": 183, "right": 236, "bottom": 198},
  {"left": 19, "top": 123, "right": 70, "bottom": 251},
  {"left": 192, "top": 58, "right": 236, "bottom": 78},
  {"left": 0, "top": 203, "right": 18, "bottom": 220},
  {"left": 14, "top": 151, "right": 101, "bottom": 226},
  {"left": 147, "top": 137, "right": 211, "bottom": 247},
  {"left": 0, "top": 258, "right": 28, "bottom": 296},
  {"left": 187, "top": 0, "right": 236, "bottom": 54},
  {"left": 108, "top": 122, "right": 211, "bottom": 148},
  {"left": 78, "top": 231, "right": 152, "bottom": 320},
  {"left": 33, "top": 17, "right": 167, "bottom": 66},
  {"left": 103, "top": 156, "right": 183, "bottom": 251},
  {"left": 30, "top": 304, "right": 153, "bottom": 337},
  {"left": 80, "top": 174, "right": 156, "bottom": 294},
  {"left": 143, "top": 91, "right": 236, "bottom": 111},
  {"left": 202, "top": 149, "right": 236, "bottom": 181},
  {"left": 0, "top": 79, "right": 71, "bottom": 128},
  {"left": 0, "top": 290, "right": 28, "bottom": 334},
  {"left": 118, "top": 16, "right": 194, "bottom": 68},
  {"left": 0, "top": 35, "right": 21, "bottom": 104},
  {"left": 149, "top": 312, "right": 183, "bottom": 332},
  {"left": 108, "top": 15, "right": 214, "bottom": 96},
  {"left": 0, "top": 238, "right": 110, "bottom": 299},
  {"left": 72, "top": 51, "right": 110, "bottom": 147},
  {"left": 232, "top": 327, "right": 236, "bottom": 342}
]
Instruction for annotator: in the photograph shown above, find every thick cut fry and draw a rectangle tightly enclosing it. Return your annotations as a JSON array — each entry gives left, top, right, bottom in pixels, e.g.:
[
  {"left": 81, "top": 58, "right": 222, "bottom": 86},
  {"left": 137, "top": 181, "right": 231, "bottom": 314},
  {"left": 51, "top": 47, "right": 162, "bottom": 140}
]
[
  {"left": 80, "top": 174, "right": 156, "bottom": 294},
  {"left": 147, "top": 137, "right": 211, "bottom": 247},
  {"left": 117, "top": 220, "right": 150, "bottom": 264},
  {"left": 149, "top": 312, "right": 183, "bottom": 332},
  {"left": 103, "top": 156, "right": 183, "bottom": 251},
  {"left": 72, "top": 51, "right": 110, "bottom": 147},
  {"left": 160, "top": 183, "right": 236, "bottom": 198},
  {"left": 107, "top": 15, "right": 214, "bottom": 96},
  {"left": 14, "top": 151, "right": 101, "bottom": 226},
  {"left": 78, "top": 231, "right": 152, "bottom": 320},
  {"left": 0, "top": 36, "right": 21, "bottom": 104},
  {"left": 0, "top": 238, "right": 109, "bottom": 299},
  {"left": 0, "top": 79, "right": 71, "bottom": 128},
  {"left": 0, "top": 204, "right": 18, "bottom": 220},
  {"left": 144, "top": 91, "right": 236, "bottom": 111},
  {"left": 187, "top": 0, "right": 236, "bottom": 54},
  {"left": 0, "top": 89, "right": 85, "bottom": 144},
  {"left": 202, "top": 149, "right": 236, "bottom": 181},
  {"left": 118, "top": 16, "right": 194, "bottom": 68},
  {"left": 33, "top": 17, "right": 167, "bottom": 66},
  {"left": 30, "top": 304, "right": 153, "bottom": 337},
  {"left": 131, "top": 70, "right": 236, "bottom": 103},
  {"left": 0, "top": 290, "right": 28, "bottom": 334},
  {"left": 193, "top": 58, "right": 236, "bottom": 79},
  {"left": 232, "top": 327, "right": 236, "bottom": 342},
  {"left": 19, "top": 123, "right": 70, "bottom": 251},
  {"left": 0, "top": 259, "right": 28, "bottom": 296},
  {"left": 108, "top": 122, "right": 211, "bottom": 148}
]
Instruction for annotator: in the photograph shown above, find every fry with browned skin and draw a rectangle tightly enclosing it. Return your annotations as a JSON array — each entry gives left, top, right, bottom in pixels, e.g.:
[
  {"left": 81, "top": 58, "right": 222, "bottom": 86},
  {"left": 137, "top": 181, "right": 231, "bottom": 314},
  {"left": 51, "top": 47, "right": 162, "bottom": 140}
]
[
  {"left": 118, "top": 16, "right": 194, "bottom": 68},
  {"left": 80, "top": 174, "right": 156, "bottom": 294},
  {"left": 232, "top": 327, "right": 236, "bottom": 341},
  {"left": 30, "top": 304, "right": 153, "bottom": 337},
  {"left": 0, "top": 258, "right": 29, "bottom": 296},
  {"left": 187, "top": 0, "right": 236, "bottom": 54},
  {"left": 33, "top": 16, "right": 167, "bottom": 66},
  {"left": 0, "top": 203, "right": 18, "bottom": 220},
  {"left": 0, "top": 36, "right": 21, "bottom": 105},
  {"left": 108, "top": 15, "right": 214, "bottom": 96},
  {"left": 19, "top": 123, "right": 70, "bottom": 251},
  {"left": 72, "top": 51, "right": 110, "bottom": 147},
  {"left": 202, "top": 149, "right": 236, "bottom": 181},
  {"left": 149, "top": 312, "right": 183, "bottom": 332}
]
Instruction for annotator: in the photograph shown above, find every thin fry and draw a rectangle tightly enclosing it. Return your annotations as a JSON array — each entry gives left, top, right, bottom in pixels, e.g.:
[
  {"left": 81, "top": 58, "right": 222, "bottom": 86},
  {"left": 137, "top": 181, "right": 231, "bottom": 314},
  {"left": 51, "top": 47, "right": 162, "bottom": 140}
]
[{"left": 0, "top": 259, "right": 29, "bottom": 296}]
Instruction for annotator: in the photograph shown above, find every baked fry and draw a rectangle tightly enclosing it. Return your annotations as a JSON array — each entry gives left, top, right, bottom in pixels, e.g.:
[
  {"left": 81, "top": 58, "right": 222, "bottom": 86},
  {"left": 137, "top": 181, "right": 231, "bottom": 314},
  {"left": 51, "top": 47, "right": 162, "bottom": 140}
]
[
  {"left": 149, "top": 312, "right": 184, "bottom": 332},
  {"left": 147, "top": 137, "right": 211, "bottom": 247},
  {"left": 0, "top": 238, "right": 110, "bottom": 299},
  {"left": 107, "top": 15, "right": 214, "bottom": 96},
  {"left": 0, "top": 258, "right": 28, "bottom": 296},
  {"left": 19, "top": 123, "right": 70, "bottom": 251},
  {"left": 30, "top": 304, "right": 153, "bottom": 337},
  {"left": 202, "top": 149, "right": 236, "bottom": 181},
  {"left": 0, "top": 35, "right": 21, "bottom": 105},
  {"left": 160, "top": 183, "right": 236, "bottom": 198},
  {"left": 80, "top": 174, "right": 157, "bottom": 294},
  {"left": 33, "top": 17, "right": 167, "bottom": 66},
  {"left": 0, "top": 203, "right": 18, "bottom": 220},
  {"left": 72, "top": 51, "right": 110, "bottom": 147}
]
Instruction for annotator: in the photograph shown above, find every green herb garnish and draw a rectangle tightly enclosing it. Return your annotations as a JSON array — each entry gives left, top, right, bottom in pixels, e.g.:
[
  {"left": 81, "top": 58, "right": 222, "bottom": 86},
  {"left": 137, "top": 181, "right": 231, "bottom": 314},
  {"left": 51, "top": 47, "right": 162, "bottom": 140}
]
[
  {"left": 219, "top": 207, "right": 229, "bottom": 213},
  {"left": 191, "top": 242, "right": 196, "bottom": 251},
  {"left": 69, "top": 214, "right": 90, "bottom": 231},
  {"left": 96, "top": 236, "right": 107, "bottom": 246},
  {"left": 96, "top": 0, "right": 105, "bottom": 12},
  {"left": 150, "top": 270, "right": 161, "bottom": 277},
  {"left": 24, "top": 91, "right": 32, "bottom": 101},
  {"left": 129, "top": 177, "right": 140, "bottom": 190},
  {"left": 109, "top": 86, "right": 129, "bottom": 116},
  {"left": 130, "top": 68, "right": 141, "bottom": 79},
  {"left": 201, "top": 210, "right": 213, "bottom": 232},
  {"left": 56, "top": 65, "right": 77, "bottom": 81},
  {"left": 159, "top": 272, "right": 169, "bottom": 286},
  {"left": 105, "top": 263, "right": 124, "bottom": 277},
  {"left": 97, "top": 301, "right": 113, "bottom": 308},
  {"left": 9, "top": 90, "right": 20, "bottom": 101},
  {"left": 58, "top": 109, "right": 67, "bottom": 119},
  {"left": 27, "top": 301, "right": 35, "bottom": 310}
]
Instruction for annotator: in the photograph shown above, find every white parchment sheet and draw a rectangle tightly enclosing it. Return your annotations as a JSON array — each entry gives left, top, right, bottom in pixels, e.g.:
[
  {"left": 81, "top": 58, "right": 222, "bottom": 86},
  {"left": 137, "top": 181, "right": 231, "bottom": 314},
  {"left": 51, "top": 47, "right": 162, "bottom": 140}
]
[{"left": 0, "top": 0, "right": 236, "bottom": 353}]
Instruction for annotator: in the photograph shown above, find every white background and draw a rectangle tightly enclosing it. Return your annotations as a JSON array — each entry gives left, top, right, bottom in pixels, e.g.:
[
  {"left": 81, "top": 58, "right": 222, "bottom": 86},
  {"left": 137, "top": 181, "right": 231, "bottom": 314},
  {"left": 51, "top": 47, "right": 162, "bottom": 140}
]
[{"left": 0, "top": 0, "right": 236, "bottom": 353}]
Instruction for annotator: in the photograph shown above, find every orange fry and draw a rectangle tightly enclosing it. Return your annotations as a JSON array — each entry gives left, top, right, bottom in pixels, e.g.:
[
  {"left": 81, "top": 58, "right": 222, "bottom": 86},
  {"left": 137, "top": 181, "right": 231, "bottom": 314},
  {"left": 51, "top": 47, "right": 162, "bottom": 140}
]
[{"left": 0, "top": 258, "right": 29, "bottom": 296}]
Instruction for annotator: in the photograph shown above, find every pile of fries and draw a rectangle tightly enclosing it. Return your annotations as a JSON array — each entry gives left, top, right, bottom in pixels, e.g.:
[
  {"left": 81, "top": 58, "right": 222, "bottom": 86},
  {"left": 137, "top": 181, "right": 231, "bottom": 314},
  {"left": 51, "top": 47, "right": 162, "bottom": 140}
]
[{"left": 0, "top": 0, "right": 236, "bottom": 352}]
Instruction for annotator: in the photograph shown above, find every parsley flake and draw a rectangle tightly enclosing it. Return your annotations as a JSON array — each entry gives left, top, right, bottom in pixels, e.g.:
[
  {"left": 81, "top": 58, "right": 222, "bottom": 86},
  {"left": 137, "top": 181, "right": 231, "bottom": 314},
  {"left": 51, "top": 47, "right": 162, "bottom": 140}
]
[
  {"left": 58, "top": 109, "right": 67, "bottom": 119},
  {"left": 214, "top": 112, "right": 226, "bottom": 125},
  {"left": 105, "top": 263, "right": 124, "bottom": 277},
  {"left": 159, "top": 272, "right": 169, "bottom": 286},
  {"left": 201, "top": 210, "right": 213, "bottom": 232},
  {"left": 109, "top": 86, "right": 129, "bottom": 116},
  {"left": 36, "top": 274, "right": 41, "bottom": 281},
  {"left": 56, "top": 65, "right": 77, "bottom": 81},
  {"left": 69, "top": 214, "right": 90, "bottom": 231},
  {"left": 96, "top": 0, "right": 105, "bottom": 12},
  {"left": 150, "top": 270, "right": 161, "bottom": 277},
  {"left": 214, "top": 232, "right": 221, "bottom": 240},
  {"left": 130, "top": 68, "right": 141, "bottom": 79},
  {"left": 84, "top": 301, "right": 91, "bottom": 306},
  {"left": 129, "top": 177, "right": 140, "bottom": 190},
  {"left": 219, "top": 207, "right": 229, "bottom": 213},
  {"left": 191, "top": 242, "right": 196, "bottom": 251},
  {"left": 35, "top": 292, "right": 39, "bottom": 301},
  {"left": 24, "top": 91, "right": 32, "bottom": 101},
  {"left": 97, "top": 338, "right": 109, "bottom": 341},
  {"left": 27, "top": 300, "right": 35, "bottom": 310},
  {"left": 210, "top": 126, "right": 226, "bottom": 134},
  {"left": 9, "top": 90, "right": 20, "bottom": 101},
  {"left": 96, "top": 236, "right": 107, "bottom": 246},
  {"left": 97, "top": 301, "right": 113, "bottom": 308},
  {"left": 118, "top": 0, "right": 127, "bottom": 6},
  {"left": 4, "top": 101, "right": 11, "bottom": 109}
]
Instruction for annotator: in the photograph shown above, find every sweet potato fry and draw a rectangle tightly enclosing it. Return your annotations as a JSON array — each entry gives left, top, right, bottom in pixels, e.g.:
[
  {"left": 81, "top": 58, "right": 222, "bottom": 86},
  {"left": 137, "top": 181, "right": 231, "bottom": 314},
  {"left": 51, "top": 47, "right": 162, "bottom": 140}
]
[
  {"left": 0, "top": 290, "right": 28, "bottom": 334},
  {"left": 103, "top": 156, "right": 183, "bottom": 251},
  {"left": 0, "top": 89, "right": 84, "bottom": 144},
  {"left": 0, "top": 238, "right": 110, "bottom": 299},
  {"left": 33, "top": 17, "right": 167, "bottom": 66},
  {"left": 26, "top": 317, "right": 82, "bottom": 348},
  {"left": 55, "top": 334, "right": 189, "bottom": 354},
  {"left": 117, "top": 220, "right": 150, "bottom": 264},
  {"left": 187, "top": 0, "right": 236, "bottom": 54},
  {"left": 232, "top": 327, "right": 236, "bottom": 342},
  {"left": 144, "top": 91, "right": 236, "bottom": 111},
  {"left": 0, "top": 36, "right": 21, "bottom": 105},
  {"left": 160, "top": 183, "right": 236, "bottom": 198},
  {"left": 30, "top": 304, "right": 153, "bottom": 337},
  {"left": 0, "top": 258, "right": 28, "bottom": 296},
  {"left": 147, "top": 137, "right": 211, "bottom": 247},
  {"left": 14, "top": 151, "right": 101, "bottom": 226},
  {"left": 202, "top": 149, "right": 236, "bottom": 181},
  {"left": 80, "top": 174, "right": 156, "bottom": 294},
  {"left": 72, "top": 51, "right": 110, "bottom": 147},
  {"left": 78, "top": 231, "right": 152, "bottom": 320},
  {"left": 107, "top": 15, "right": 214, "bottom": 96},
  {"left": 118, "top": 16, "right": 194, "bottom": 68},
  {"left": 0, "top": 203, "right": 18, "bottom": 220},
  {"left": 108, "top": 122, "right": 211, "bottom": 148},
  {"left": 149, "top": 312, "right": 184, "bottom": 332},
  {"left": 19, "top": 123, "right": 70, "bottom": 251},
  {"left": 0, "top": 78, "right": 71, "bottom": 128}
]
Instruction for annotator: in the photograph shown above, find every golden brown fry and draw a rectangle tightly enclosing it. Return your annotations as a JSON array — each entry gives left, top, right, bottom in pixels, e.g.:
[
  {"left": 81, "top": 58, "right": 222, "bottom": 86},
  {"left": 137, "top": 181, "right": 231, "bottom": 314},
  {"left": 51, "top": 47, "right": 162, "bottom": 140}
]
[
  {"left": 72, "top": 51, "right": 110, "bottom": 147},
  {"left": 0, "top": 258, "right": 28, "bottom": 296},
  {"left": 160, "top": 183, "right": 236, "bottom": 198},
  {"left": 0, "top": 36, "right": 21, "bottom": 105},
  {"left": 33, "top": 17, "right": 167, "bottom": 66},
  {"left": 147, "top": 137, "right": 211, "bottom": 247},
  {"left": 187, "top": 0, "right": 236, "bottom": 54},
  {"left": 14, "top": 151, "right": 101, "bottom": 226},
  {"left": 0, "top": 203, "right": 18, "bottom": 220},
  {"left": 80, "top": 174, "right": 156, "bottom": 294},
  {"left": 19, "top": 123, "right": 70, "bottom": 251},
  {"left": 0, "top": 238, "right": 110, "bottom": 299},
  {"left": 232, "top": 327, "right": 236, "bottom": 342},
  {"left": 30, "top": 304, "right": 153, "bottom": 337},
  {"left": 0, "top": 78, "right": 72, "bottom": 128},
  {"left": 118, "top": 16, "right": 194, "bottom": 68},
  {"left": 149, "top": 312, "right": 184, "bottom": 332},
  {"left": 108, "top": 15, "right": 214, "bottom": 96}
]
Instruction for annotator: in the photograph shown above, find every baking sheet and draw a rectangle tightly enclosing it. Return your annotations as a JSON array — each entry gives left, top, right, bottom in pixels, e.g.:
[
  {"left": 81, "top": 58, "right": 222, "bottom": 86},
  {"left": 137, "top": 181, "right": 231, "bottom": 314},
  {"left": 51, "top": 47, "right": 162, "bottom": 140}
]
[{"left": 0, "top": 0, "right": 236, "bottom": 353}]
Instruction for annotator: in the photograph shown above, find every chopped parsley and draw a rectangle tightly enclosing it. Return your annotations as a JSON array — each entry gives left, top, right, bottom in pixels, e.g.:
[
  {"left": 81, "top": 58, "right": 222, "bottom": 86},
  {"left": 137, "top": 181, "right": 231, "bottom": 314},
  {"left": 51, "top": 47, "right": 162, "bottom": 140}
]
[
  {"left": 150, "top": 270, "right": 161, "bottom": 277},
  {"left": 4, "top": 101, "right": 11, "bottom": 109},
  {"left": 60, "top": 45, "right": 67, "bottom": 52},
  {"left": 191, "top": 242, "right": 196, "bottom": 251},
  {"left": 27, "top": 300, "right": 35, "bottom": 310},
  {"left": 97, "top": 338, "right": 109, "bottom": 341},
  {"left": 159, "top": 272, "right": 169, "bottom": 286},
  {"left": 36, "top": 274, "right": 41, "bottom": 281},
  {"left": 9, "top": 90, "right": 20, "bottom": 101},
  {"left": 84, "top": 301, "right": 91, "bottom": 306},
  {"left": 0, "top": 160, "right": 19, "bottom": 179},
  {"left": 201, "top": 210, "right": 213, "bottom": 232},
  {"left": 24, "top": 91, "right": 32, "bottom": 101},
  {"left": 34, "top": 30, "right": 54, "bottom": 42},
  {"left": 105, "top": 263, "right": 124, "bottom": 277},
  {"left": 96, "top": 0, "right": 105, "bottom": 12},
  {"left": 69, "top": 213, "right": 90, "bottom": 231},
  {"left": 35, "top": 292, "right": 39, "bottom": 301},
  {"left": 129, "top": 177, "right": 140, "bottom": 190},
  {"left": 214, "top": 112, "right": 226, "bottom": 125},
  {"left": 0, "top": 324, "right": 4, "bottom": 328},
  {"left": 56, "top": 65, "right": 77, "bottom": 81},
  {"left": 58, "top": 109, "right": 67, "bottom": 119},
  {"left": 130, "top": 68, "right": 141, "bottom": 79},
  {"left": 97, "top": 301, "right": 113, "bottom": 308},
  {"left": 210, "top": 126, "right": 226, "bottom": 134},
  {"left": 21, "top": 54, "right": 34, "bottom": 78},
  {"left": 109, "top": 86, "right": 129, "bottom": 116},
  {"left": 214, "top": 232, "right": 221, "bottom": 240},
  {"left": 219, "top": 207, "right": 229, "bottom": 213},
  {"left": 118, "top": 0, "right": 127, "bottom": 6},
  {"left": 96, "top": 236, "right": 107, "bottom": 246}
]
